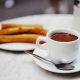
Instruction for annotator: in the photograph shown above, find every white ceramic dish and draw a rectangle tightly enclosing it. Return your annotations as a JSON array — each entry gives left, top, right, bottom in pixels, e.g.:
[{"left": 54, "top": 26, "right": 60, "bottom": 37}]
[
  {"left": 0, "top": 43, "right": 36, "bottom": 51},
  {"left": 33, "top": 43, "right": 80, "bottom": 74}
]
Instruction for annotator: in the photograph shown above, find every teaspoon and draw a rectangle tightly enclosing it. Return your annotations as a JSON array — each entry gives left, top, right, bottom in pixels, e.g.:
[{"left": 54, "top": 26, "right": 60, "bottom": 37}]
[{"left": 24, "top": 51, "right": 74, "bottom": 70}]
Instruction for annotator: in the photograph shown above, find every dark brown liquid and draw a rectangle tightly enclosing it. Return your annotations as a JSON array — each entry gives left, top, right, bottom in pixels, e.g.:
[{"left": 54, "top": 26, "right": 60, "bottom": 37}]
[{"left": 51, "top": 33, "right": 78, "bottom": 42}]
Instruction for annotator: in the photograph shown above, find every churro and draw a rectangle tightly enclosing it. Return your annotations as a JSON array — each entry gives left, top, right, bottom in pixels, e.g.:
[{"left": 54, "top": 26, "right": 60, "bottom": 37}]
[
  {"left": 0, "top": 24, "right": 47, "bottom": 35},
  {"left": 0, "top": 34, "right": 40, "bottom": 43},
  {"left": 1, "top": 24, "right": 42, "bottom": 29}
]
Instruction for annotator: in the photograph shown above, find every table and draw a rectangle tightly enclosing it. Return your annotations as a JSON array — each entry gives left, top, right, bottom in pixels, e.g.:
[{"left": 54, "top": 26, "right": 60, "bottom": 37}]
[{"left": 0, "top": 14, "right": 80, "bottom": 80}]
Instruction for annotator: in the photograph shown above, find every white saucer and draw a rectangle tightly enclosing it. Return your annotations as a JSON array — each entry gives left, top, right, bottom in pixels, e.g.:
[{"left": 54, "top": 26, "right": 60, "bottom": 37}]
[
  {"left": 0, "top": 43, "right": 36, "bottom": 51},
  {"left": 33, "top": 43, "right": 80, "bottom": 73}
]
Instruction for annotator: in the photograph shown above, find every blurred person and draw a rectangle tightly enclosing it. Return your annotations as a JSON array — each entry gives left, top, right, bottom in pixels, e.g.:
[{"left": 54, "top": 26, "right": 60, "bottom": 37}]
[
  {"left": 45, "top": 0, "right": 73, "bottom": 14},
  {"left": 45, "top": 0, "right": 61, "bottom": 14}
]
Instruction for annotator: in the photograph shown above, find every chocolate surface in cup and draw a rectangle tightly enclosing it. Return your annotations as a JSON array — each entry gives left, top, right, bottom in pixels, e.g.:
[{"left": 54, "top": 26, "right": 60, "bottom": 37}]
[{"left": 50, "top": 32, "right": 78, "bottom": 42}]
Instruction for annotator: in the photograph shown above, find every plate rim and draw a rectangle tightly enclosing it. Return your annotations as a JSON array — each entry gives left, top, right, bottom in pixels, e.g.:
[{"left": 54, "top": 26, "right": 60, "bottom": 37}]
[{"left": 0, "top": 43, "right": 36, "bottom": 51}]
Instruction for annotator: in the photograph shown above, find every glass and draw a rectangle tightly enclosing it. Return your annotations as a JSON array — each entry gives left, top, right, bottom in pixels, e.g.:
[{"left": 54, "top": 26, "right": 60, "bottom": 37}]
[{"left": 73, "top": 0, "right": 80, "bottom": 32}]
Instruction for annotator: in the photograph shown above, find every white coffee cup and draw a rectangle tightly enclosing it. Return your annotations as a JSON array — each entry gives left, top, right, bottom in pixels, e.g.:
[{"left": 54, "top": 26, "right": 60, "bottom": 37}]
[{"left": 36, "top": 29, "right": 80, "bottom": 64}]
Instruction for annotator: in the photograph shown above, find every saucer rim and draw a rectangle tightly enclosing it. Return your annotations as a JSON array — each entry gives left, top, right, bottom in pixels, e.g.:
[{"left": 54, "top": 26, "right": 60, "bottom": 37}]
[{"left": 33, "top": 57, "right": 80, "bottom": 74}]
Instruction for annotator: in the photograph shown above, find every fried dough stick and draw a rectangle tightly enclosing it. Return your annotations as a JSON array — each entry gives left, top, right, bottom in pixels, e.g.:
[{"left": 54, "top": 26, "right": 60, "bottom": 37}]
[
  {"left": 0, "top": 34, "right": 40, "bottom": 43},
  {"left": 1, "top": 24, "right": 42, "bottom": 29},
  {"left": 0, "top": 24, "right": 47, "bottom": 35}
]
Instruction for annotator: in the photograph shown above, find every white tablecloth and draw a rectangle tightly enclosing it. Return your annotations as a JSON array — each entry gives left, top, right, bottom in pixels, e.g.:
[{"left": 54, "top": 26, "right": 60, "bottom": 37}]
[{"left": 0, "top": 14, "right": 79, "bottom": 80}]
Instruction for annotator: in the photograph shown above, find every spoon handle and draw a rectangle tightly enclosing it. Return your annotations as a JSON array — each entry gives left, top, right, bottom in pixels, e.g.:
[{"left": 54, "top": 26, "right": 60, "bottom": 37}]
[
  {"left": 24, "top": 51, "right": 74, "bottom": 70},
  {"left": 24, "top": 51, "right": 54, "bottom": 65}
]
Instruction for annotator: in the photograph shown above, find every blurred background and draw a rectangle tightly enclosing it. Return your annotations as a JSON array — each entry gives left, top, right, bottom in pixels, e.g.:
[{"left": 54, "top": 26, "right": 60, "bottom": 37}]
[{"left": 0, "top": 0, "right": 73, "bottom": 21}]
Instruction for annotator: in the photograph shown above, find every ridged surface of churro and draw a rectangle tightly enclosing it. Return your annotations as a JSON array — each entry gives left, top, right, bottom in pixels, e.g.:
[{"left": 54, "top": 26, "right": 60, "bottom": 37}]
[
  {"left": 1, "top": 24, "right": 47, "bottom": 35},
  {"left": 0, "top": 34, "right": 40, "bottom": 43}
]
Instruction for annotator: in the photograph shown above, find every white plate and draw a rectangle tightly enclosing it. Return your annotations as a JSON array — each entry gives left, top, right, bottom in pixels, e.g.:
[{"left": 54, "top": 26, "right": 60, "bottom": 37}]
[
  {"left": 0, "top": 14, "right": 73, "bottom": 51},
  {"left": 33, "top": 43, "right": 80, "bottom": 74},
  {"left": 0, "top": 43, "right": 36, "bottom": 51}
]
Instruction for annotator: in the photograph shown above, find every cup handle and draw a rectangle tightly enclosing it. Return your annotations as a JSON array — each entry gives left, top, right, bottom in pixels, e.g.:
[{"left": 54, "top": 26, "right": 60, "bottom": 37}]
[{"left": 36, "top": 36, "right": 47, "bottom": 50}]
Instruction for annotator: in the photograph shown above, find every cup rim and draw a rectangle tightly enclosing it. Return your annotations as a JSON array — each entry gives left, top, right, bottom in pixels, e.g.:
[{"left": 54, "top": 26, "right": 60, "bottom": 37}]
[{"left": 47, "top": 29, "right": 80, "bottom": 44}]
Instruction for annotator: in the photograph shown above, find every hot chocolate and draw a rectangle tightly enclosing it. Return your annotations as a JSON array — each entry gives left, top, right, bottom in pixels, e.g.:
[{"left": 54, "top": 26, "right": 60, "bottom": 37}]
[{"left": 50, "top": 33, "right": 78, "bottom": 42}]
